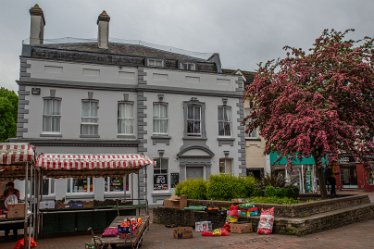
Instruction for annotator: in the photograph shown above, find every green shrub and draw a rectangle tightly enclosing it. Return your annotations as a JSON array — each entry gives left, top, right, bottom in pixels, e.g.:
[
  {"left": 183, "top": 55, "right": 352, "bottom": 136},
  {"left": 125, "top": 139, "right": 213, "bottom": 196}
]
[
  {"left": 175, "top": 178, "right": 207, "bottom": 200},
  {"left": 247, "top": 196, "right": 300, "bottom": 204},
  {"left": 285, "top": 185, "right": 300, "bottom": 199},
  {"left": 251, "top": 186, "right": 264, "bottom": 197},
  {"left": 263, "top": 185, "right": 300, "bottom": 199},
  {"left": 207, "top": 175, "right": 253, "bottom": 200},
  {"left": 242, "top": 176, "right": 257, "bottom": 197}
]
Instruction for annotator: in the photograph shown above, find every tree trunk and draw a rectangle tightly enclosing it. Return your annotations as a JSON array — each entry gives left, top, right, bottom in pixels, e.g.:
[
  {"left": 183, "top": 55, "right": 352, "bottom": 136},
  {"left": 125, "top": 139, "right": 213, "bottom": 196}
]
[{"left": 314, "top": 154, "right": 328, "bottom": 199}]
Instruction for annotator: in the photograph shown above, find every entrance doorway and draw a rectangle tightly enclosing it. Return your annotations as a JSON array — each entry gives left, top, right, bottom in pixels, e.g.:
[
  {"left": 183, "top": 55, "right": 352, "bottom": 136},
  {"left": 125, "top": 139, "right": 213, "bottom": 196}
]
[
  {"left": 186, "top": 166, "right": 204, "bottom": 179},
  {"left": 341, "top": 165, "right": 358, "bottom": 188}
]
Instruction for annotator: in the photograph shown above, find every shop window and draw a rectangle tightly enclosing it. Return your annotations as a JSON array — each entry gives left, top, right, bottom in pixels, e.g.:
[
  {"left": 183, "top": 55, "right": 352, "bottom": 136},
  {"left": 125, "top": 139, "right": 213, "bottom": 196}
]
[
  {"left": 219, "top": 158, "right": 232, "bottom": 174},
  {"left": 67, "top": 177, "right": 93, "bottom": 193},
  {"left": 153, "top": 158, "right": 168, "bottom": 191},
  {"left": 368, "top": 169, "right": 374, "bottom": 185},
  {"left": 105, "top": 176, "right": 129, "bottom": 192},
  {"left": 42, "top": 178, "right": 55, "bottom": 195}
]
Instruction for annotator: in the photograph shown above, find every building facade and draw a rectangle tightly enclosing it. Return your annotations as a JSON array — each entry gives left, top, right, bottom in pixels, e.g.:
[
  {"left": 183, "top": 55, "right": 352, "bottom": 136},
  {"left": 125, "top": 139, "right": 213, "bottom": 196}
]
[{"left": 12, "top": 5, "right": 246, "bottom": 205}]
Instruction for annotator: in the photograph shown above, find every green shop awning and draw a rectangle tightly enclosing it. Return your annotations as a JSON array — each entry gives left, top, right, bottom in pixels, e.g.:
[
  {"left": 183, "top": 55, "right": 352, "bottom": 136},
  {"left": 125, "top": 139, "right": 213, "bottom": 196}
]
[{"left": 270, "top": 152, "right": 328, "bottom": 166}]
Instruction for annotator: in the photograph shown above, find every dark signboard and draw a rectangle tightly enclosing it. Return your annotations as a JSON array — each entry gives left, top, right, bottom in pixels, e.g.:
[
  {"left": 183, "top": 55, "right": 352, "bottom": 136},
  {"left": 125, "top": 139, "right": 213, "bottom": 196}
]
[
  {"left": 171, "top": 173, "right": 179, "bottom": 188},
  {"left": 154, "top": 174, "right": 168, "bottom": 190}
]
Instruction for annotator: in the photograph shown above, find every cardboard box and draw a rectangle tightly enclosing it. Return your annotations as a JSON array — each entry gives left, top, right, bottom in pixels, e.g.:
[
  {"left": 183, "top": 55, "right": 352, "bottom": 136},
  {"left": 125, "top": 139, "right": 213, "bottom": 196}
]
[
  {"left": 7, "top": 203, "right": 25, "bottom": 219},
  {"left": 230, "top": 223, "right": 253, "bottom": 233},
  {"left": 163, "top": 196, "right": 187, "bottom": 210},
  {"left": 195, "top": 221, "right": 212, "bottom": 232},
  {"left": 173, "top": 227, "right": 193, "bottom": 239}
]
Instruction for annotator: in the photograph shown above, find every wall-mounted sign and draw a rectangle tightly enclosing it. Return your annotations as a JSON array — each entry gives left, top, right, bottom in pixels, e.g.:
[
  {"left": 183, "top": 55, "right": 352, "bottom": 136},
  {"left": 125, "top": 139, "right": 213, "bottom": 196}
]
[
  {"left": 171, "top": 173, "right": 179, "bottom": 188},
  {"left": 154, "top": 174, "right": 168, "bottom": 190}
]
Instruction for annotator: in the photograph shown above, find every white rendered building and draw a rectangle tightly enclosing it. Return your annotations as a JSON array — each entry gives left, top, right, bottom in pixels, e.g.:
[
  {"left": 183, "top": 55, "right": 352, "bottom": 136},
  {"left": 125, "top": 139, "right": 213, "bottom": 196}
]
[{"left": 12, "top": 5, "right": 246, "bottom": 205}]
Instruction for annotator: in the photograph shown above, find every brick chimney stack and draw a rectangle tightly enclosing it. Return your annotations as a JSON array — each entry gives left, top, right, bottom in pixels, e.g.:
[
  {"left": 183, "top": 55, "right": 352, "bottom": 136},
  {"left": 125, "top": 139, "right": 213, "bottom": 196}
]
[
  {"left": 97, "top": 11, "right": 110, "bottom": 49},
  {"left": 29, "top": 4, "right": 45, "bottom": 45}
]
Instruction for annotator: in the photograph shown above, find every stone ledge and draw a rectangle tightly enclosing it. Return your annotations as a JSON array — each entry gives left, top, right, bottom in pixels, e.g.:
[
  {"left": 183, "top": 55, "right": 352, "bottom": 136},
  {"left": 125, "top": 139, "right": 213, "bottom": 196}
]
[
  {"left": 187, "top": 194, "right": 371, "bottom": 218},
  {"left": 152, "top": 203, "right": 374, "bottom": 236}
]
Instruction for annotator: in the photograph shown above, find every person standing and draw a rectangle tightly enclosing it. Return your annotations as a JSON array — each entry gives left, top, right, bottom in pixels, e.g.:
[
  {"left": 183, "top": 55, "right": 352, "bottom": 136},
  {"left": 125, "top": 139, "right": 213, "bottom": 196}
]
[
  {"left": 2, "top": 182, "right": 20, "bottom": 239},
  {"left": 326, "top": 165, "right": 338, "bottom": 198}
]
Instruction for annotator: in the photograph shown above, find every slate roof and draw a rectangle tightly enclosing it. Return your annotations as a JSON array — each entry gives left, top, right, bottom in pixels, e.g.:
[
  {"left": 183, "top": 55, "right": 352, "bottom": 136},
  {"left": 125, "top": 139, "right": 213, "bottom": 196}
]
[
  {"left": 36, "top": 42, "right": 208, "bottom": 63},
  {"left": 222, "top": 69, "right": 255, "bottom": 84}
]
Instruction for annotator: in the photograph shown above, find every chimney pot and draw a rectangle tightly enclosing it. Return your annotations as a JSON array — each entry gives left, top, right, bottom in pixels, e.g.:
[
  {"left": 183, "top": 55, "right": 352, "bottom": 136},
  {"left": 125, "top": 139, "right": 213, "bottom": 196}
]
[
  {"left": 29, "top": 4, "right": 45, "bottom": 45},
  {"left": 97, "top": 10, "right": 110, "bottom": 49},
  {"left": 97, "top": 11, "right": 110, "bottom": 24}
]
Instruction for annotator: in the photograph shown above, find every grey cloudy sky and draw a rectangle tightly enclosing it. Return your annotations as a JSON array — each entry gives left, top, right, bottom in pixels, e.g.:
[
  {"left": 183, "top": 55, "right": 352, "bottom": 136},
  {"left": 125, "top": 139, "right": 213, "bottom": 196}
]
[{"left": 0, "top": 0, "right": 373, "bottom": 92}]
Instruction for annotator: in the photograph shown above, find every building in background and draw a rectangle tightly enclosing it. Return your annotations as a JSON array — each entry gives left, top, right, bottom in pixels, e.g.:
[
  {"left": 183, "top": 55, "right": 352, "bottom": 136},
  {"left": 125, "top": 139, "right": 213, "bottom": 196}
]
[
  {"left": 12, "top": 5, "right": 246, "bottom": 205},
  {"left": 234, "top": 70, "right": 270, "bottom": 178}
]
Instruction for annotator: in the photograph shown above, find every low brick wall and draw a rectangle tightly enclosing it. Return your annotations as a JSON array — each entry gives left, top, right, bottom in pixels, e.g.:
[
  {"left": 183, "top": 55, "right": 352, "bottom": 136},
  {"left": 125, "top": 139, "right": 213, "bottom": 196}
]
[{"left": 188, "top": 194, "right": 370, "bottom": 218}]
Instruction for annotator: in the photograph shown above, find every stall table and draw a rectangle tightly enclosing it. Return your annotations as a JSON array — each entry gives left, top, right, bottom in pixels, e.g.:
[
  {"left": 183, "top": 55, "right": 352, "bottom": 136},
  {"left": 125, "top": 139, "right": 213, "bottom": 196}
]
[
  {"left": 100, "top": 215, "right": 150, "bottom": 249},
  {"left": 35, "top": 153, "right": 155, "bottom": 240}
]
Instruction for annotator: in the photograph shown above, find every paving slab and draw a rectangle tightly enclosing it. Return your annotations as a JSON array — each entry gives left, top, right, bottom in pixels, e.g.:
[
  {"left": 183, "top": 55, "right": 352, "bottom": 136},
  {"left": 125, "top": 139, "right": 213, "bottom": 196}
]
[
  {"left": 1, "top": 218, "right": 374, "bottom": 249},
  {"left": 0, "top": 190, "right": 373, "bottom": 249}
]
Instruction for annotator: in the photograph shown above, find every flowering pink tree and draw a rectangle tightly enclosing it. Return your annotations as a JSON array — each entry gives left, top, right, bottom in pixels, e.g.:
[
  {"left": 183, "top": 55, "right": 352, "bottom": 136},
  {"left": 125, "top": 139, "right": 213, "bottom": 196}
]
[{"left": 245, "top": 29, "right": 373, "bottom": 198}]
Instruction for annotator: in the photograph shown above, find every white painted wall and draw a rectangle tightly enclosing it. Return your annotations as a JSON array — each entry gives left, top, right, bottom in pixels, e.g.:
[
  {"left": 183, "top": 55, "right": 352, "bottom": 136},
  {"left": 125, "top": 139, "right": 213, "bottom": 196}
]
[
  {"left": 143, "top": 91, "right": 242, "bottom": 203},
  {"left": 23, "top": 86, "right": 138, "bottom": 139},
  {"left": 145, "top": 68, "right": 237, "bottom": 92},
  {"left": 27, "top": 59, "right": 138, "bottom": 85}
]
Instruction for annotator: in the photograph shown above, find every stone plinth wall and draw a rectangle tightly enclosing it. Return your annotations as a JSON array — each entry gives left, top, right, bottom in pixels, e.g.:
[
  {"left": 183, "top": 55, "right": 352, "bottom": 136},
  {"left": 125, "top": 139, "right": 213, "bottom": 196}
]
[
  {"left": 188, "top": 194, "right": 370, "bottom": 218},
  {"left": 153, "top": 208, "right": 227, "bottom": 229},
  {"left": 248, "top": 203, "right": 374, "bottom": 235},
  {"left": 153, "top": 194, "right": 374, "bottom": 235}
]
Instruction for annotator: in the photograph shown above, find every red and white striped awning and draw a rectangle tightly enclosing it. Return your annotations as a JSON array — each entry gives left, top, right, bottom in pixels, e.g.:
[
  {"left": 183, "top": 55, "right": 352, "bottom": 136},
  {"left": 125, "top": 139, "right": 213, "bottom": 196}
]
[
  {"left": 0, "top": 143, "right": 35, "bottom": 165},
  {"left": 36, "top": 153, "right": 156, "bottom": 171}
]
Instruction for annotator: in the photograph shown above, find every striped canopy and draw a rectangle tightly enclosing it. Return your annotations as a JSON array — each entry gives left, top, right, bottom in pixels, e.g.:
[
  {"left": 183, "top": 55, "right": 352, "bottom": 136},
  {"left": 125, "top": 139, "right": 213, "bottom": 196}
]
[
  {"left": 0, "top": 143, "right": 35, "bottom": 165},
  {"left": 36, "top": 153, "right": 156, "bottom": 172}
]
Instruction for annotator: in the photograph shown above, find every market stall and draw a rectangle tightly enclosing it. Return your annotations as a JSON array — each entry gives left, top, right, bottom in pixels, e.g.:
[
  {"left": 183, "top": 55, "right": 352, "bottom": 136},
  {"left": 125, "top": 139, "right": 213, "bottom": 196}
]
[
  {"left": 0, "top": 143, "right": 36, "bottom": 248},
  {"left": 35, "top": 153, "right": 155, "bottom": 240}
]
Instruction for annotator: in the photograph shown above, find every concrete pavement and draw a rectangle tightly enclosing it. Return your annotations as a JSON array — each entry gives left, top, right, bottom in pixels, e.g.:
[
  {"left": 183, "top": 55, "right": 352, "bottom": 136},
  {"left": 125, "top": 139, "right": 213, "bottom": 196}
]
[{"left": 1, "top": 190, "right": 373, "bottom": 249}]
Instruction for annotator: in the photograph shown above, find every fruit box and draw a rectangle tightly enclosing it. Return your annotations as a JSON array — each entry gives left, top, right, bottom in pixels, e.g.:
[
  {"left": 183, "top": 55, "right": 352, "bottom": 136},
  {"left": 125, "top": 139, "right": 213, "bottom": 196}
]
[{"left": 173, "top": 227, "right": 193, "bottom": 239}]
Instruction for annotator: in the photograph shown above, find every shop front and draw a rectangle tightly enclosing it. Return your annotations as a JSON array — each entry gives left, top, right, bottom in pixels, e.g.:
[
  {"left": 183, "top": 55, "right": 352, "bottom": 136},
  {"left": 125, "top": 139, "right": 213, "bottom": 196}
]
[
  {"left": 338, "top": 154, "right": 358, "bottom": 189},
  {"left": 269, "top": 152, "right": 320, "bottom": 194},
  {"left": 363, "top": 154, "right": 374, "bottom": 191}
]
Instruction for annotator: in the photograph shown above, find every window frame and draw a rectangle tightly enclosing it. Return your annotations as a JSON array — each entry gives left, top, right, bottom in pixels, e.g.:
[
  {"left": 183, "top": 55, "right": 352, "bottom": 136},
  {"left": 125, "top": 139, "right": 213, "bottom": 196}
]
[
  {"left": 219, "top": 158, "right": 233, "bottom": 174},
  {"left": 66, "top": 177, "right": 93, "bottom": 194},
  {"left": 153, "top": 158, "right": 169, "bottom": 191},
  {"left": 80, "top": 99, "right": 99, "bottom": 136},
  {"left": 147, "top": 58, "right": 164, "bottom": 68},
  {"left": 104, "top": 175, "right": 130, "bottom": 194},
  {"left": 183, "top": 99, "right": 206, "bottom": 139},
  {"left": 218, "top": 105, "right": 232, "bottom": 137},
  {"left": 42, "top": 97, "right": 62, "bottom": 134},
  {"left": 179, "top": 62, "right": 196, "bottom": 71},
  {"left": 244, "top": 106, "right": 260, "bottom": 139},
  {"left": 42, "top": 178, "right": 55, "bottom": 196},
  {"left": 153, "top": 102, "right": 168, "bottom": 135},
  {"left": 117, "top": 101, "right": 134, "bottom": 135}
]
